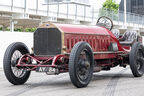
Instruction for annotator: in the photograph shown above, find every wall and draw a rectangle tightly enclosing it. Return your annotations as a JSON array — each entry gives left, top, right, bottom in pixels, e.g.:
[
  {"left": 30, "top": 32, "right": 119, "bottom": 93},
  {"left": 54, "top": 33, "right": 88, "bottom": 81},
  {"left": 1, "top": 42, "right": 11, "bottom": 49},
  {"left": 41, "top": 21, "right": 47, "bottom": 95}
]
[{"left": 0, "top": 32, "right": 33, "bottom": 69}]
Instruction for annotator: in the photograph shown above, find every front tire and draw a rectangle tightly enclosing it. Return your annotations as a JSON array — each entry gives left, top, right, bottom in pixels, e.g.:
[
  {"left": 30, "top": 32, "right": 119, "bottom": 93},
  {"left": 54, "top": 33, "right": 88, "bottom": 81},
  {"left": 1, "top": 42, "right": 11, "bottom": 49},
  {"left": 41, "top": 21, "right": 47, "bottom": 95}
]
[
  {"left": 69, "top": 42, "right": 94, "bottom": 88},
  {"left": 3, "top": 42, "right": 31, "bottom": 85},
  {"left": 129, "top": 42, "right": 144, "bottom": 77}
]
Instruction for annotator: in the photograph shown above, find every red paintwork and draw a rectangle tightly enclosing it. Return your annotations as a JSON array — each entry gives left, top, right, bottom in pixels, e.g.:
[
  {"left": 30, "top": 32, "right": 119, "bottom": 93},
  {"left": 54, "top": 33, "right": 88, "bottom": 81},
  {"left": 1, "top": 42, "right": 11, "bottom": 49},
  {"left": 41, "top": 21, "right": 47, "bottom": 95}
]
[
  {"left": 16, "top": 23, "right": 131, "bottom": 73},
  {"left": 94, "top": 53, "right": 118, "bottom": 59},
  {"left": 17, "top": 54, "right": 67, "bottom": 71},
  {"left": 57, "top": 24, "right": 109, "bottom": 35},
  {"left": 56, "top": 23, "right": 128, "bottom": 58}
]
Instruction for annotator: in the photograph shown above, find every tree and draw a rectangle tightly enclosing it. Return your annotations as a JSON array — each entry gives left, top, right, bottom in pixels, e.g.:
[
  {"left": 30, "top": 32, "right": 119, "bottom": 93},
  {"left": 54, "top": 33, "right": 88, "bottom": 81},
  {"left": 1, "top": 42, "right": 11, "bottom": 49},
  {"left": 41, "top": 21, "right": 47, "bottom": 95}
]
[
  {"left": 99, "top": 0, "right": 119, "bottom": 20},
  {"left": 102, "top": 0, "right": 119, "bottom": 12}
]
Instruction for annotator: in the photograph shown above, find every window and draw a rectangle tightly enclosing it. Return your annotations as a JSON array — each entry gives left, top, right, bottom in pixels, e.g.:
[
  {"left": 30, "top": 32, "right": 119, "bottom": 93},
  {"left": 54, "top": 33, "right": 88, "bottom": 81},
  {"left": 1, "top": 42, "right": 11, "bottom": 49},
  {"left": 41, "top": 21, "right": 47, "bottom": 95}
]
[
  {"left": 0, "top": 0, "right": 12, "bottom": 6},
  {"left": 27, "top": 0, "right": 37, "bottom": 9},
  {"left": 74, "top": 0, "right": 89, "bottom": 3},
  {"left": 38, "top": 0, "right": 47, "bottom": 10},
  {"left": 13, "top": 0, "right": 25, "bottom": 7},
  {"left": 45, "top": 0, "right": 89, "bottom": 3}
]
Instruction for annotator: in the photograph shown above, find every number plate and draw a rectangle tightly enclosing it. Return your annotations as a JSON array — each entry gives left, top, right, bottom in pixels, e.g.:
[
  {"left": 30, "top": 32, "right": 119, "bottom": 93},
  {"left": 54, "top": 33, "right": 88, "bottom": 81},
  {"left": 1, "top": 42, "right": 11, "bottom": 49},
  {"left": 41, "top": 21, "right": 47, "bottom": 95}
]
[
  {"left": 36, "top": 67, "right": 55, "bottom": 72},
  {"left": 36, "top": 67, "right": 59, "bottom": 75}
]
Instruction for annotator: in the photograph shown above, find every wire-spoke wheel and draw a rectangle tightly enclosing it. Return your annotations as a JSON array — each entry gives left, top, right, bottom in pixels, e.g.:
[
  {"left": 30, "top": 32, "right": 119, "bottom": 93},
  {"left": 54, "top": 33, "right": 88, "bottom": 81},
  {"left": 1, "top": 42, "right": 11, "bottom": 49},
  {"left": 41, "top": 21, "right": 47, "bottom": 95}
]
[
  {"left": 129, "top": 42, "right": 144, "bottom": 77},
  {"left": 11, "top": 50, "right": 27, "bottom": 78},
  {"left": 69, "top": 42, "right": 94, "bottom": 88},
  {"left": 3, "top": 42, "right": 31, "bottom": 85}
]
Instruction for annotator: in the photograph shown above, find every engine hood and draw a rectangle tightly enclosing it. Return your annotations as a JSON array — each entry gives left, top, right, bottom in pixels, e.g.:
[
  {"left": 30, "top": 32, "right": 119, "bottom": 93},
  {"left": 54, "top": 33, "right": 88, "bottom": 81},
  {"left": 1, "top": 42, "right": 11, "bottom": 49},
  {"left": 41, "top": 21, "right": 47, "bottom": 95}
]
[
  {"left": 35, "top": 22, "right": 120, "bottom": 56},
  {"left": 39, "top": 22, "right": 110, "bottom": 35}
]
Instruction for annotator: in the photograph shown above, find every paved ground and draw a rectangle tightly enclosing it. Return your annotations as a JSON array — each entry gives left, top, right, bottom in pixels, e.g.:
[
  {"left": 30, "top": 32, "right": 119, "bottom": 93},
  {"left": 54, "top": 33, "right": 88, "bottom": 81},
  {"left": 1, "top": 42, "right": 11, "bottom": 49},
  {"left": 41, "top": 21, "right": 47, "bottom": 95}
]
[{"left": 0, "top": 66, "right": 144, "bottom": 96}]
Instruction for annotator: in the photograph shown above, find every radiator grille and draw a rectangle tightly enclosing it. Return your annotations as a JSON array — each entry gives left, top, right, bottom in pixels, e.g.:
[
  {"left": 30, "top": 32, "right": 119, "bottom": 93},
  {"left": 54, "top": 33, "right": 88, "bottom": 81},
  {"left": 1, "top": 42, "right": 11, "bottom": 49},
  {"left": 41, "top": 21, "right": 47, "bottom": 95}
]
[{"left": 34, "top": 28, "right": 61, "bottom": 56}]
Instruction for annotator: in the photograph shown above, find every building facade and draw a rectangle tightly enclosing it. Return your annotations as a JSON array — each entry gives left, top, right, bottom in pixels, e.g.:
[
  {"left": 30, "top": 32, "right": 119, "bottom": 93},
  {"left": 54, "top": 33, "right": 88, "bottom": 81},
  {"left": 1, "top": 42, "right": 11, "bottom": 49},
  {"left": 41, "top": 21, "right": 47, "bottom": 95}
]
[
  {"left": 119, "top": 0, "right": 144, "bottom": 15},
  {"left": 0, "top": 0, "right": 95, "bottom": 32},
  {"left": 47, "top": 0, "right": 89, "bottom": 4}
]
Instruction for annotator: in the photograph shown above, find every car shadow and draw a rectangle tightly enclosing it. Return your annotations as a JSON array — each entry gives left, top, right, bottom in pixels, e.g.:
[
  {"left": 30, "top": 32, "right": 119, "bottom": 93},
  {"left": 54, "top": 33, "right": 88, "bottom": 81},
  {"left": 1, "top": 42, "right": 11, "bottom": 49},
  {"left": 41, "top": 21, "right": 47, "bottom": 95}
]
[
  {"left": 92, "top": 73, "right": 134, "bottom": 81},
  {"left": 26, "top": 72, "right": 134, "bottom": 87},
  {"left": 6, "top": 72, "right": 136, "bottom": 96}
]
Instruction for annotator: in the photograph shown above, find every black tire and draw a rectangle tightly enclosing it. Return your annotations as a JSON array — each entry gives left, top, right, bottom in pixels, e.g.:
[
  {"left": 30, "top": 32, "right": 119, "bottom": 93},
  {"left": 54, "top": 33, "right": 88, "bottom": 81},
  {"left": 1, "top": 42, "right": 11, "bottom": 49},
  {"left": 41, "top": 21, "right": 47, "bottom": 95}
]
[
  {"left": 3, "top": 42, "right": 31, "bottom": 85},
  {"left": 69, "top": 42, "right": 94, "bottom": 88},
  {"left": 129, "top": 42, "right": 144, "bottom": 77}
]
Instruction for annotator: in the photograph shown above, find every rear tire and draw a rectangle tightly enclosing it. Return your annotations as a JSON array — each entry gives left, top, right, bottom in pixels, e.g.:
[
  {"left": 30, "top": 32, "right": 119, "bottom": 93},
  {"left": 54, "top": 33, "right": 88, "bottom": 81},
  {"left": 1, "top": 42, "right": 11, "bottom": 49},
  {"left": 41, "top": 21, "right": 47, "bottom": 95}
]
[
  {"left": 69, "top": 42, "right": 94, "bottom": 88},
  {"left": 3, "top": 42, "right": 31, "bottom": 85},
  {"left": 129, "top": 42, "right": 144, "bottom": 77}
]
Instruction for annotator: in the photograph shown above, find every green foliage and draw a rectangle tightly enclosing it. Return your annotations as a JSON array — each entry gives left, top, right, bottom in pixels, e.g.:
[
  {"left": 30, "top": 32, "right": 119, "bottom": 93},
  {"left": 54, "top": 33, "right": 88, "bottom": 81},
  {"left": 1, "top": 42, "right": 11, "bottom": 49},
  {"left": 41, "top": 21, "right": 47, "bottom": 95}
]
[
  {"left": 0, "top": 26, "right": 37, "bottom": 32},
  {"left": 6, "top": 27, "right": 10, "bottom": 31},
  {"left": 0, "top": 27, "right": 2, "bottom": 30},
  {"left": 25, "top": 28, "right": 37, "bottom": 32},
  {"left": 99, "top": 0, "right": 119, "bottom": 20},
  {"left": 14, "top": 28, "right": 23, "bottom": 32},
  {"left": 102, "top": 0, "right": 119, "bottom": 12},
  {"left": 1, "top": 27, "right": 37, "bottom": 32}
]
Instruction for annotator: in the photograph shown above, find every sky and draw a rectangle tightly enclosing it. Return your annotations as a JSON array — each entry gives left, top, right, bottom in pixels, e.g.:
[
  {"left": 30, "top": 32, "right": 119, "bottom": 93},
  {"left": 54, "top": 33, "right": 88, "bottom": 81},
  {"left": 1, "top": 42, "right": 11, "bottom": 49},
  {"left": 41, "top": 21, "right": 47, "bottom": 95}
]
[{"left": 89, "top": 0, "right": 121, "bottom": 9}]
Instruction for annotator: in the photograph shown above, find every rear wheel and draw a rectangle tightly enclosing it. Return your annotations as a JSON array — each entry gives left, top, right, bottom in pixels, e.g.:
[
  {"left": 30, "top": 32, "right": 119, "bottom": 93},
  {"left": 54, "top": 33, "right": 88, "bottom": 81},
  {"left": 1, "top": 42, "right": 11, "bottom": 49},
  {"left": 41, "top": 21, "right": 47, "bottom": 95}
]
[
  {"left": 69, "top": 42, "right": 94, "bottom": 88},
  {"left": 129, "top": 42, "right": 144, "bottom": 77},
  {"left": 3, "top": 42, "right": 31, "bottom": 85}
]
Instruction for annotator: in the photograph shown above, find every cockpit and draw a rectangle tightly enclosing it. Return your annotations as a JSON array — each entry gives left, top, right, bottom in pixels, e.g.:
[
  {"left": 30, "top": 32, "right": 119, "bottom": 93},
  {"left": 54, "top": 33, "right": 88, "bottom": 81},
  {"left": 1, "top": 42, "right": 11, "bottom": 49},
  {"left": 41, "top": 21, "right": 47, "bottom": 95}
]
[{"left": 96, "top": 16, "right": 139, "bottom": 46}]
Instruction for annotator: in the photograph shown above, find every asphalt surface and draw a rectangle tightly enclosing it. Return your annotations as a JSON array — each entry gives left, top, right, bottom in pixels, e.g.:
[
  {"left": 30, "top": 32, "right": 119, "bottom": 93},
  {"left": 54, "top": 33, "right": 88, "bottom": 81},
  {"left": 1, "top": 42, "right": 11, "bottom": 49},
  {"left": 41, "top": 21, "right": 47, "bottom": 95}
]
[{"left": 0, "top": 66, "right": 144, "bottom": 96}]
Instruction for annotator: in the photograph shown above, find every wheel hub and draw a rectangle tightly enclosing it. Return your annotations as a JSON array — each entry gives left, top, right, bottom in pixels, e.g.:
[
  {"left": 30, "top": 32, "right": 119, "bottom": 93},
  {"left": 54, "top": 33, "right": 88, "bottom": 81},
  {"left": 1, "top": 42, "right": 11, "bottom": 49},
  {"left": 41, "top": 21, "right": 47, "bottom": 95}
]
[
  {"left": 77, "top": 58, "right": 90, "bottom": 80},
  {"left": 11, "top": 50, "right": 27, "bottom": 78},
  {"left": 136, "top": 49, "right": 144, "bottom": 74},
  {"left": 79, "top": 59, "right": 90, "bottom": 68}
]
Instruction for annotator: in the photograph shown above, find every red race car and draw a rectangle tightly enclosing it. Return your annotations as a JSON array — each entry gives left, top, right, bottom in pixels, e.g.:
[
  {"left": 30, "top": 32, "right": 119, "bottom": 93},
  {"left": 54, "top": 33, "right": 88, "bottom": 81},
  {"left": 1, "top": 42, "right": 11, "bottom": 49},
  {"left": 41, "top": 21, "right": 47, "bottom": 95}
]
[{"left": 3, "top": 16, "right": 144, "bottom": 88}]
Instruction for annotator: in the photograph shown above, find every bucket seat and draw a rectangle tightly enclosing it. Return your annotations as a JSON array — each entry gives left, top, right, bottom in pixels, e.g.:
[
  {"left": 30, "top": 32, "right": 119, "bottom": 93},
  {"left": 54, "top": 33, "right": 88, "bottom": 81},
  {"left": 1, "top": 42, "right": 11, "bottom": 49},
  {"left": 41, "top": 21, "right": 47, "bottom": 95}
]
[
  {"left": 120, "top": 30, "right": 137, "bottom": 46},
  {"left": 111, "top": 29, "right": 120, "bottom": 39}
]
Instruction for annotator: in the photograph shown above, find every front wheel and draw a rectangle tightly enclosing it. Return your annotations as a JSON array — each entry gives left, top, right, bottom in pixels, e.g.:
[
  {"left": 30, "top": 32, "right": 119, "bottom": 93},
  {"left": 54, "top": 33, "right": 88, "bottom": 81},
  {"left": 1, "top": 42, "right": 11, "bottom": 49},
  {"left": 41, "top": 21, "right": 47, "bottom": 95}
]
[
  {"left": 129, "top": 42, "right": 144, "bottom": 77},
  {"left": 3, "top": 42, "right": 31, "bottom": 85},
  {"left": 69, "top": 42, "right": 94, "bottom": 88}
]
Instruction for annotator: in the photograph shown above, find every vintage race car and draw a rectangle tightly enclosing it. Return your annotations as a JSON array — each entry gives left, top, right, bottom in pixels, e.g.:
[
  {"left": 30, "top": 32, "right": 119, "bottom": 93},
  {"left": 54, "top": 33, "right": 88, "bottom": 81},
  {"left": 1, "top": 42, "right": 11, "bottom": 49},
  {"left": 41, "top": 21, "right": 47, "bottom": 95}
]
[{"left": 3, "top": 16, "right": 144, "bottom": 88}]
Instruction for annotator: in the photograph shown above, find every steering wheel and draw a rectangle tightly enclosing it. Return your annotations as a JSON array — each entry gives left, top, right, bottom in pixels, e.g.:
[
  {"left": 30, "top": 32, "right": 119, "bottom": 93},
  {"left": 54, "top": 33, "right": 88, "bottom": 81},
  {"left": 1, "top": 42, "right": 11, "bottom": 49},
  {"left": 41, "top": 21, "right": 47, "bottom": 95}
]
[{"left": 96, "top": 16, "right": 113, "bottom": 30}]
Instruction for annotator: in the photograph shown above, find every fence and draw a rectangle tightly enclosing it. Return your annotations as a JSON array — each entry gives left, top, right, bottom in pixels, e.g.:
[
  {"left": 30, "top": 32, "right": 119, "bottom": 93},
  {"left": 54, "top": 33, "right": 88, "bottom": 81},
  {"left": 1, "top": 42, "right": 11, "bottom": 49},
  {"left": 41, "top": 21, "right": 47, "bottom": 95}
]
[{"left": 99, "top": 9, "right": 144, "bottom": 25}]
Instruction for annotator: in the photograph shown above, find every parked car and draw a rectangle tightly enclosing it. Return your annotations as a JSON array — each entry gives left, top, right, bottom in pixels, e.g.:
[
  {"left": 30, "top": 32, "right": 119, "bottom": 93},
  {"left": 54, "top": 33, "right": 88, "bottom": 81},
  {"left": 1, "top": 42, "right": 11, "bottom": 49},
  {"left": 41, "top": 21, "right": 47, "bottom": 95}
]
[{"left": 3, "top": 16, "right": 144, "bottom": 88}]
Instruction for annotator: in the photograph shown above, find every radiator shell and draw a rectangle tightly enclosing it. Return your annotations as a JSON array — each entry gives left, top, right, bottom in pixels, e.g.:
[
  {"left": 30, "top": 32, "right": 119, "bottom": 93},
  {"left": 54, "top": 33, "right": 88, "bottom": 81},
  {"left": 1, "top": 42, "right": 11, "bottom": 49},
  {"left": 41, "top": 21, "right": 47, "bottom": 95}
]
[{"left": 34, "top": 28, "right": 62, "bottom": 56}]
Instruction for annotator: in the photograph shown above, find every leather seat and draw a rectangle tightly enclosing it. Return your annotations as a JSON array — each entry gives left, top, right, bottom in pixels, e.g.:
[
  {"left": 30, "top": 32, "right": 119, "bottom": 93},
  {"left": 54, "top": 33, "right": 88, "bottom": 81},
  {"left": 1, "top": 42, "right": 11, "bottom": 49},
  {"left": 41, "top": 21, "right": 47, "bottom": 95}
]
[
  {"left": 120, "top": 30, "right": 137, "bottom": 46},
  {"left": 111, "top": 29, "right": 120, "bottom": 39}
]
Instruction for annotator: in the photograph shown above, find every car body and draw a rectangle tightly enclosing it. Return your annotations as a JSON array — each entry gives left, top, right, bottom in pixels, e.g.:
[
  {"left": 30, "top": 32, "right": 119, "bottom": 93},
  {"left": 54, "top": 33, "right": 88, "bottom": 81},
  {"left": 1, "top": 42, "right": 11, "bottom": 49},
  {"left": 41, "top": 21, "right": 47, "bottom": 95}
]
[{"left": 3, "top": 16, "right": 144, "bottom": 88}]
